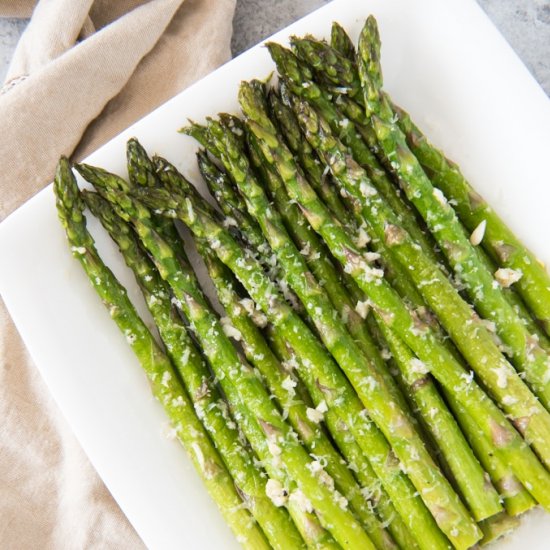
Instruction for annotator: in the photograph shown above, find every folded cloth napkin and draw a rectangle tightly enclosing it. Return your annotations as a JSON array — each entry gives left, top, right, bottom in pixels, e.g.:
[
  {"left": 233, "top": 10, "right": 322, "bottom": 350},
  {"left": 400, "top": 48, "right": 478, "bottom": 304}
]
[{"left": 0, "top": 0, "right": 235, "bottom": 546}]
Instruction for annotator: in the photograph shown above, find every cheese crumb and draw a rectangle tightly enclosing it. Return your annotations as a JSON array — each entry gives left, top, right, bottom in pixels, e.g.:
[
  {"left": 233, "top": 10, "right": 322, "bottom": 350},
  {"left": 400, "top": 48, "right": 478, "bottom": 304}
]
[
  {"left": 355, "top": 300, "right": 370, "bottom": 319},
  {"left": 492, "top": 364, "right": 509, "bottom": 389},
  {"left": 432, "top": 188, "right": 448, "bottom": 207},
  {"left": 354, "top": 227, "right": 371, "bottom": 248},
  {"left": 307, "top": 407, "right": 324, "bottom": 424},
  {"left": 409, "top": 358, "right": 429, "bottom": 375},
  {"left": 266, "top": 479, "right": 288, "bottom": 507},
  {"left": 161, "top": 371, "right": 172, "bottom": 387},
  {"left": 502, "top": 395, "right": 518, "bottom": 406},
  {"left": 220, "top": 317, "right": 242, "bottom": 341},
  {"left": 281, "top": 376, "right": 297, "bottom": 396},
  {"left": 306, "top": 401, "right": 328, "bottom": 424},
  {"left": 360, "top": 180, "right": 376, "bottom": 198},
  {"left": 289, "top": 490, "right": 313, "bottom": 513},
  {"left": 469, "top": 220, "right": 486, "bottom": 246},
  {"left": 494, "top": 268, "right": 522, "bottom": 288}
]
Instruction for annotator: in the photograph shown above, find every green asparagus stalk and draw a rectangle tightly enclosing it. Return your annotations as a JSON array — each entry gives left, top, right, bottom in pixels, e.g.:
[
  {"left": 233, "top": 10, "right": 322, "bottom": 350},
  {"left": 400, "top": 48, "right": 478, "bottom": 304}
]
[
  {"left": 290, "top": 35, "right": 361, "bottom": 102},
  {"left": 450, "top": 399, "right": 536, "bottom": 517},
  {"left": 53, "top": 157, "right": 269, "bottom": 550},
  {"left": 277, "top": 94, "right": 550, "bottom": 508},
  {"left": 79, "top": 164, "right": 333, "bottom": 549},
  {"left": 78, "top": 157, "right": 187, "bottom": 264},
  {"left": 240, "top": 78, "right": 506, "bottom": 524},
  {"left": 130, "top": 161, "right": 452, "bottom": 550},
  {"left": 290, "top": 32, "right": 549, "bottom": 346},
  {"left": 196, "top": 149, "right": 270, "bottom": 255},
  {"left": 356, "top": 16, "right": 550, "bottom": 410},
  {"left": 86, "top": 162, "right": 377, "bottom": 550},
  {"left": 291, "top": 35, "right": 361, "bottom": 102},
  {"left": 246, "top": 126, "right": 412, "bottom": 416},
  {"left": 197, "top": 239, "right": 397, "bottom": 550},
  {"left": 83, "top": 189, "right": 305, "bottom": 550},
  {"left": 391, "top": 100, "right": 550, "bottom": 338},
  {"left": 127, "top": 137, "right": 157, "bottom": 187},
  {"left": 478, "top": 512, "right": 520, "bottom": 546},
  {"left": 266, "top": 325, "right": 421, "bottom": 550},
  {"left": 330, "top": 22, "right": 355, "bottom": 60},
  {"left": 196, "top": 149, "right": 305, "bottom": 314},
  {"left": 268, "top": 86, "right": 355, "bottom": 229},
  {"left": 372, "top": 316, "right": 502, "bottom": 521},
  {"left": 266, "top": 42, "right": 443, "bottom": 269}
]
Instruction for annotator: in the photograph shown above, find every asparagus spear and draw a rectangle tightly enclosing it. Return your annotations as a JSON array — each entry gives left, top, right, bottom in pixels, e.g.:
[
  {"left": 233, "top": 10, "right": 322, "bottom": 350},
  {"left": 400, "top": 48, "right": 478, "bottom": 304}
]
[
  {"left": 196, "top": 239, "right": 397, "bottom": 550},
  {"left": 450, "top": 399, "right": 536, "bottom": 517},
  {"left": 391, "top": 100, "right": 550, "bottom": 339},
  {"left": 137, "top": 154, "right": 468, "bottom": 550},
  {"left": 478, "top": 512, "right": 520, "bottom": 546},
  {"left": 241, "top": 78, "right": 506, "bottom": 518},
  {"left": 266, "top": 325, "right": 420, "bottom": 550},
  {"left": 290, "top": 35, "right": 361, "bottom": 102},
  {"left": 84, "top": 162, "right": 375, "bottom": 550},
  {"left": 53, "top": 157, "right": 269, "bottom": 550},
  {"left": 246, "top": 125, "right": 412, "bottom": 415},
  {"left": 265, "top": 42, "right": 443, "bottom": 269},
  {"left": 83, "top": 189, "right": 305, "bottom": 550},
  {"left": 274, "top": 93, "right": 550, "bottom": 508},
  {"left": 127, "top": 137, "right": 157, "bottom": 187},
  {"left": 356, "top": 16, "right": 550, "bottom": 409},
  {"left": 196, "top": 149, "right": 270, "bottom": 255},
  {"left": 290, "top": 33, "right": 549, "bottom": 346},
  {"left": 216, "top": 91, "right": 482, "bottom": 548},
  {"left": 268, "top": 86, "right": 353, "bottom": 229},
  {"left": 196, "top": 148, "right": 305, "bottom": 314},
  {"left": 330, "top": 22, "right": 355, "bottom": 60}
]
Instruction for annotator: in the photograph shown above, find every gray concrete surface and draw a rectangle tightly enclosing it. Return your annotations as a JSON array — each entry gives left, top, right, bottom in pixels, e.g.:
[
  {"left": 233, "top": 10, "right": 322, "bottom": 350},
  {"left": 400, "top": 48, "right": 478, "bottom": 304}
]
[
  {"left": 1, "top": 1, "right": 549, "bottom": 96},
  {"left": 230, "top": 0, "right": 550, "bottom": 96}
]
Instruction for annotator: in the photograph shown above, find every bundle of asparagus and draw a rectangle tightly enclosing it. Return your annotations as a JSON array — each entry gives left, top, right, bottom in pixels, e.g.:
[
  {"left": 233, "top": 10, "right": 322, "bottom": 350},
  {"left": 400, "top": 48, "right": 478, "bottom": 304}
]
[{"left": 54, "top": 15, "right": 550, "bottom": 550}]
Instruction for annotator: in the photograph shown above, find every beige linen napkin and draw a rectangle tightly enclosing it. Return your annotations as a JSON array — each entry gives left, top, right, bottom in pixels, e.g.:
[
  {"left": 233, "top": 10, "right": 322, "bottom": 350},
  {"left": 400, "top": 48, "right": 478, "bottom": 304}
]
[{"left": 0, "top": 0, "right": 235, "bottom": 546}]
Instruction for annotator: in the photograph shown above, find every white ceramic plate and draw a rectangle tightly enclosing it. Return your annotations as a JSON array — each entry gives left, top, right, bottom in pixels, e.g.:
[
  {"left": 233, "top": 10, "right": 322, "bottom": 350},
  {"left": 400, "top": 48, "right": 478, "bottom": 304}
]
[{"left": 1, "top": 0, "right": 549, "bottom": 547}]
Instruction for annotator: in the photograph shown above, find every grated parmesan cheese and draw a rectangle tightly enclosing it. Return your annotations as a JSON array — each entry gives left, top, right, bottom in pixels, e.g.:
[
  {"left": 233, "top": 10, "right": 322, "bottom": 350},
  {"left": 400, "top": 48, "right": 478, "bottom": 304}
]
[
  {"left": 494, "top": 268, "right": 522, "bottom": 288},
  {"left": 469, "top": 220, "right": 486, "bottom": 246}
]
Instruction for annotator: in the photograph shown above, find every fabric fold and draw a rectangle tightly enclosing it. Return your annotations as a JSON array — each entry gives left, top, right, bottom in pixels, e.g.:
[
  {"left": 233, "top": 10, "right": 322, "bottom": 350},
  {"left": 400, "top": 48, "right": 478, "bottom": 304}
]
[{"left": 0, "top": 0, "right": 236, "bottom": 546}]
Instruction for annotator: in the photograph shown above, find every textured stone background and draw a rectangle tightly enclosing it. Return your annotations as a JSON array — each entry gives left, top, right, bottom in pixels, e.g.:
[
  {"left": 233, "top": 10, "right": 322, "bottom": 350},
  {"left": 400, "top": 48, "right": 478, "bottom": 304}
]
[
  {"left": 230, "top": 0, "right": 550, "bottom": 95},
  {"left": 1, "top": 0, "right": 549, "bottom": 95}
]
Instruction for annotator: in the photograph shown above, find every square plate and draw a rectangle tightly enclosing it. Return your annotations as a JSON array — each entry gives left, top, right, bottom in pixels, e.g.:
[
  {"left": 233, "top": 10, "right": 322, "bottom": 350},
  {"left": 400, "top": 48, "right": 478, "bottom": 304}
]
[{"left": 1, "top": 0, "right": 549, "bottom": 547}]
